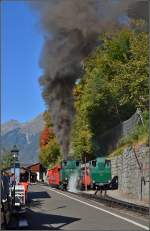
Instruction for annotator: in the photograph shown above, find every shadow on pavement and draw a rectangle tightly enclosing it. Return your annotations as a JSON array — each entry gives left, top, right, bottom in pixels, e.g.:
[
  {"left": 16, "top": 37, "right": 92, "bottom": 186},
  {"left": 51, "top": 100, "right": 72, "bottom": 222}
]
[
  {"left": 28, "top": 191, "right": 51, "bottom": 200},
  {"left": 26, "top": 208, "right": 81, "bottom": 230},
  {"left": 7, "top": 207, "right": 80, "bottom": 230},
  {"left": 6, "top": 189, "right": 80, "bottom": 230},
  {"left": 28, "top": 199, "right": 44, "bottom": 209},
  {"left": 27, "top": 190, "right": 51, "bottom": 209}
]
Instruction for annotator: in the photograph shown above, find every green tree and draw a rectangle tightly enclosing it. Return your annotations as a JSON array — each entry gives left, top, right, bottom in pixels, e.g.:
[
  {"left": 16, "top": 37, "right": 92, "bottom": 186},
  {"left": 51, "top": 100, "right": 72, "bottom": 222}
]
[
  {"left": 39, "top": 138, "right": 61, "bottom": 167},
  {"left": 43, "top": 110, "right": 53, "bottom": 128},
  {"left": 71, "top": 21, "right": 148, "bottom": 157},
  {"left": 71, "top": 115, "right": 93, "bottom": 160},
  {"left": 1, "top": 151, "right": 14, "bottom": 170}
]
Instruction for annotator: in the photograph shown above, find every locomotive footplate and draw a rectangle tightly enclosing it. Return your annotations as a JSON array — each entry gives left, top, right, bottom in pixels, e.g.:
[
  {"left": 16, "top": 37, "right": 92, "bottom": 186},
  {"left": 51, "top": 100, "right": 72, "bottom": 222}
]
[
  {"left": 95, "top": 176, "right": 118, "bottom": 194},
  {"left": 61, "top": 180, "right": 68, "bottom": 190}
]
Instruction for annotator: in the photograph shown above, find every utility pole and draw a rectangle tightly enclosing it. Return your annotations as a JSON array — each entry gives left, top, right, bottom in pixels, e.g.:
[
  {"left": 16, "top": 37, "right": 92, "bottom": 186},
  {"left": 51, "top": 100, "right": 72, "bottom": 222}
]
[{"left": 84, "top": 155, "right": 87, "bottom": 191}]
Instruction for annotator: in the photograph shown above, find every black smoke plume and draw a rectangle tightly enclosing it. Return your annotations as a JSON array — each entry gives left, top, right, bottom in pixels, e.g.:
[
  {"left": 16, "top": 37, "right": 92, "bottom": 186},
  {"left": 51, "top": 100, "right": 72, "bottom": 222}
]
[{"left": 31, "top": 0, "right": 147, "bottom": 160}]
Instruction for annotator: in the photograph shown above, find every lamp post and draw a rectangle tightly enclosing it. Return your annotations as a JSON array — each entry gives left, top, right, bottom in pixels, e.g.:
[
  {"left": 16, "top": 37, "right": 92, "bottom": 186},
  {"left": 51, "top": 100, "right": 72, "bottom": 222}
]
[{"left": 11, "top": 145, "right": 19, "bottom": 207}]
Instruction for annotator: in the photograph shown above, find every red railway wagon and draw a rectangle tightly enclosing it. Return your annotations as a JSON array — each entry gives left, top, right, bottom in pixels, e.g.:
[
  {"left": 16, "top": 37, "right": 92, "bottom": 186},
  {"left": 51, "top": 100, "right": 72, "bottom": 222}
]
[{"left": 47, "top": 165, "right": 60, "bottom": 188}]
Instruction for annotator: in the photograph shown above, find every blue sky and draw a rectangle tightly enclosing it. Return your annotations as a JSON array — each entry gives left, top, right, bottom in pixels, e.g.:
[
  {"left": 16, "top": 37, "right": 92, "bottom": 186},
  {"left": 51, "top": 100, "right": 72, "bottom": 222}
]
[{"left": 1, "top": 0, "right": 45, "bottom": 123}]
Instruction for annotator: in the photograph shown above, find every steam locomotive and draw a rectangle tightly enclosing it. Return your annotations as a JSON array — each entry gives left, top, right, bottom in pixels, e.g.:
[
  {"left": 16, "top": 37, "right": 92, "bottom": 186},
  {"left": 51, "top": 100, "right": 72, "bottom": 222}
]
[{"left": 47, "top": 157, "right": 118, "bottom": 192}]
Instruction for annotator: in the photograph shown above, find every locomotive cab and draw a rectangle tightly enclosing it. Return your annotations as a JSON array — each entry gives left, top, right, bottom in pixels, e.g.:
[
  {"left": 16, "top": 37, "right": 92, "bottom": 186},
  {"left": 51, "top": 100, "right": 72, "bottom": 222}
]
[
  {"left": 89, "top": 157, "right": 112, "bottom": 189},
  {"left": 60, "top": 160, "right": 81, "bottom": 190}
]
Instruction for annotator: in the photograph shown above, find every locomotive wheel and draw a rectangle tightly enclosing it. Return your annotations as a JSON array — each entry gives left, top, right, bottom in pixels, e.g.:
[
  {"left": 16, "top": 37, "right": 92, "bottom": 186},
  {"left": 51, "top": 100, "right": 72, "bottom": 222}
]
[{"left": 80, "top": 185, "right": 84, "bottom": 191}]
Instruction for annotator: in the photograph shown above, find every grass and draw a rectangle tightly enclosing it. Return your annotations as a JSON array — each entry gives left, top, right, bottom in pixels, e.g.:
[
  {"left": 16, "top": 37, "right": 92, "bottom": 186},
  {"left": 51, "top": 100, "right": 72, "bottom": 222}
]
[{"left": 109, "top": 110, "right": 149, "bottom": 158}]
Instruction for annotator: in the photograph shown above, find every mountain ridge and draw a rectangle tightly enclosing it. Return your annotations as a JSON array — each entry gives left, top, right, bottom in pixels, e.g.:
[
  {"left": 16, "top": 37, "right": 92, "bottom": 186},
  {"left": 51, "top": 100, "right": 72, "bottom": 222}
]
[{"left": 1, "top": 114, "right": 45, "bottom": 164}]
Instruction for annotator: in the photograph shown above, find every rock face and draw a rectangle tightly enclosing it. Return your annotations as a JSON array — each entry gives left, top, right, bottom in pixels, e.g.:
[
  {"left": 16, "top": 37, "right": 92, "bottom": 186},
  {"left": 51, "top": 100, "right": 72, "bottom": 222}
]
[
  {"left": 111, "top": 144, "right": 149, "bottom": 201},
  {"left": 1, "top": 114, "right": 45, "bottom": 164}
]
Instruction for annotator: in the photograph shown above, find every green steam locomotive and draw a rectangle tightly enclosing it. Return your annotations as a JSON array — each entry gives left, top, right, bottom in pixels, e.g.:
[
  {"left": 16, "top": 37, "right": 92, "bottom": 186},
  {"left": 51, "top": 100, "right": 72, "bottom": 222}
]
[{"left": 56, "top": 157, "right": 118, "bottom": 191}]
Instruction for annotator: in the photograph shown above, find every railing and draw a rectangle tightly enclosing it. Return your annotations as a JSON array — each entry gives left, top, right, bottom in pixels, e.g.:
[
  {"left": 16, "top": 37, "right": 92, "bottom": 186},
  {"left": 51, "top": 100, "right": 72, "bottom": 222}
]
[{"left": 94, "top": 109, "right": 144, "bottom": 155}]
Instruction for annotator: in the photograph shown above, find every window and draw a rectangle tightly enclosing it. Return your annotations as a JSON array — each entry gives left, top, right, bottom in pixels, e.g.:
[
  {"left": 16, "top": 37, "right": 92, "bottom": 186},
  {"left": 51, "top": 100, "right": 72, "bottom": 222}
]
[
  {"left": 105, "top": 160, "right": 111, "bottom": 167},
  {"left": 64, "top": 161, "right": 67, "bottom": 166},
  {"left": 92, "top": 160, "right": 96, "bottom": 167},
  {"left": 76, "top": 161, "right": 80, "bottom": 166}
]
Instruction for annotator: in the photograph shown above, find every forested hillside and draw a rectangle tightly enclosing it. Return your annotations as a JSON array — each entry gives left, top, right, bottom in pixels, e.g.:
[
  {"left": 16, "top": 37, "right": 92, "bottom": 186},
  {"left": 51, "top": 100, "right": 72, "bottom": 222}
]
[
  {"left": 71, "top": 20, "right": 148, "bottom": 160},
  {"left": 39, "top": 20, "right": 148, "bottom": 166}
]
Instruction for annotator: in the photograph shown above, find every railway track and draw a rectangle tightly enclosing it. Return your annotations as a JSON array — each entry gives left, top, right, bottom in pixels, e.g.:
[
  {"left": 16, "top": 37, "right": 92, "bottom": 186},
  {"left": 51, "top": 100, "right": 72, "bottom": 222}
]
[{"left": 77, "top": 192, "right": 149, "bottom": 216}]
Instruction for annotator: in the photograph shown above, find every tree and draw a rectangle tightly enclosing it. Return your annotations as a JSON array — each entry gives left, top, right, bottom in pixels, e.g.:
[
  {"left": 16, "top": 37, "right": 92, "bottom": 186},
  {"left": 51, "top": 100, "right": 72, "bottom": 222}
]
[
  {"left": 39, "top": 111, "right": 61, "bottom": 167},
  {"left": 71, "top": 21, "right": 148, "bottom": 157},
  {"left": 1, "top": 151, "right": 14, "bottom": 170},
  {"left": 43, "top": 110, "right": 53, "bottom": 128},
  {"left": 39, "top": 138, "right": 61, "bottom": 167},
  {"left": 40, "top": 127, "right": 55, "bottom": 148},
  {"left": 71, "top": 116, "right": 93, "bottom": 160}
]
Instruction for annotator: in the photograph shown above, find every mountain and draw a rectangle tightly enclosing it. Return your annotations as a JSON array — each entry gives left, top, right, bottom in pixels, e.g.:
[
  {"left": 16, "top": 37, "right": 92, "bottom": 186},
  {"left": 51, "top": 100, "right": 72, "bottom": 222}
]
[
  {"left": 1, "top": 120, "right": 20, "bottom": 136},
  {"left": 1, "top": 114, "right": 45, "bottom": 165}
]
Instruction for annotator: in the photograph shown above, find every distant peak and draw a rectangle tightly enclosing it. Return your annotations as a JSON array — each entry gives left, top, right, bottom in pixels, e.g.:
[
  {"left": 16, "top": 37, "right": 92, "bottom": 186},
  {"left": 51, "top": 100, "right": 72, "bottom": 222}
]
[
  {"left": 7, "top": 119, "right": 20, "bottom": 124},
  {"left": 1, "top": 119, "right": 20, "bottom": 135}
]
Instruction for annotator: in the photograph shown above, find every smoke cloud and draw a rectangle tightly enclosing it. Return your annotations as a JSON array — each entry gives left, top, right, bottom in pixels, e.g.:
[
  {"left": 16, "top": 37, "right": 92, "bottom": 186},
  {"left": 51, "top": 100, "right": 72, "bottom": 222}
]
[{"left": 31, "top": 0, "right": 145, "bottom": 160}]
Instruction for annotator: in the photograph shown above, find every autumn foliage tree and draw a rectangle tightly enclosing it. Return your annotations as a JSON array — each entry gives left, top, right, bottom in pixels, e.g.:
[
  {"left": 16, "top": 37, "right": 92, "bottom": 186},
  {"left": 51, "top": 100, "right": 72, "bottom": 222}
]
[
  {"left": 39, "top": 111, "right": 61, "bottom": 167},
  {"left": 40, "top": 127, "right": 55, "bottom": 148}
]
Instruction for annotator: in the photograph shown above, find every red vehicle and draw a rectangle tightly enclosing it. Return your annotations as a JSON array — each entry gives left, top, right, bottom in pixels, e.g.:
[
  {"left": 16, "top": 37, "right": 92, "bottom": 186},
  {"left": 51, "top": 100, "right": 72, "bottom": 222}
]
[{"left": 47, "top": 165, "right": 60, "bottom": 188}]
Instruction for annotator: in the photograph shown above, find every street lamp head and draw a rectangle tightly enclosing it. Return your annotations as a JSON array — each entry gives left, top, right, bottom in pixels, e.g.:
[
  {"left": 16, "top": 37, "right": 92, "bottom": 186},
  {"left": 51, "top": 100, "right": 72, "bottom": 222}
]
[{"left": 11, "top": 145, "right": 19, "bottom": 159}]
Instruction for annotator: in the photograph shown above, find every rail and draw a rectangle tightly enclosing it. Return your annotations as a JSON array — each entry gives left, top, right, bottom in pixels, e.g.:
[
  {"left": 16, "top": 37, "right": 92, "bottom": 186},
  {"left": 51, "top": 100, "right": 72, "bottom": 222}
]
[
  {"left": 78, "top": 191, "right": 149, "bottom": 216},
  {"left": 40, "top": 182, "right": 149, "bottom": 216}
]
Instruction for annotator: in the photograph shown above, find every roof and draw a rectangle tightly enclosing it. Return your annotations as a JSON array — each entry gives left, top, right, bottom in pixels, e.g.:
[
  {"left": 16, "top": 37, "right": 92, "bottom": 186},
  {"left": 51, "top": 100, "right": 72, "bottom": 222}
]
[
  {"left": 27, "top": 162, "right": 46, "bottom": 172},
  {"left": 27, "top": 162, "right": 41, "bottom": 168}
]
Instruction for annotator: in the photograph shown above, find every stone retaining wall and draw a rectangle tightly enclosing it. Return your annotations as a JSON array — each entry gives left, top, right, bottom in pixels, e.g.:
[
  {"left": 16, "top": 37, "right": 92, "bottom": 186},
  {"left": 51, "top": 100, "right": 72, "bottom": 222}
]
[{"left": 111, "top": 144, "right": 149, "bottom": 201}]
